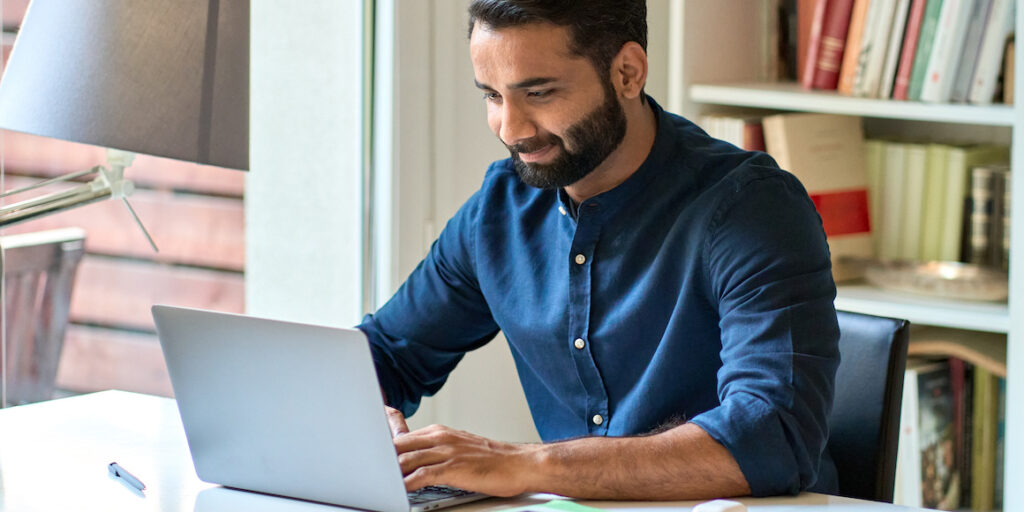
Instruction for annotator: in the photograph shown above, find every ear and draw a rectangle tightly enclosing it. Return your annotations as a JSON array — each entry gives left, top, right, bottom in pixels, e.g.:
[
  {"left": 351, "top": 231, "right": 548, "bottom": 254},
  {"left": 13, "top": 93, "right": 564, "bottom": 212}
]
[{"left": 610, "top": 42, "right": 648, "bottom": 100}]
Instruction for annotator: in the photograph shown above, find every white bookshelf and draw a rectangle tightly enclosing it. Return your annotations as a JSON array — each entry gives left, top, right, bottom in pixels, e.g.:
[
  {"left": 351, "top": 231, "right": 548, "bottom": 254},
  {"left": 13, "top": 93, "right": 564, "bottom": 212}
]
[{"left": 666, "top": 0, "right": 1022, "bottom": 509}]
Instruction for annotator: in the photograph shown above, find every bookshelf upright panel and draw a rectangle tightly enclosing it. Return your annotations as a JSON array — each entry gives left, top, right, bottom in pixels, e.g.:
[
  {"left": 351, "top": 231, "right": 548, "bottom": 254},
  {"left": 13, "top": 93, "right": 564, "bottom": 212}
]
[{"left": 667, "top": 0, "right": 1022, "bottom": 508}]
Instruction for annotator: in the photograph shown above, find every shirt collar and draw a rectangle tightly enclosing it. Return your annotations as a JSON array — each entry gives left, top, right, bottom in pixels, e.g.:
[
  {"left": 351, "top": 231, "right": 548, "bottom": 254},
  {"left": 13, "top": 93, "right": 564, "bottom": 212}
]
[{"left": 557, "top": 95, "right": 675, "bottom": 220}]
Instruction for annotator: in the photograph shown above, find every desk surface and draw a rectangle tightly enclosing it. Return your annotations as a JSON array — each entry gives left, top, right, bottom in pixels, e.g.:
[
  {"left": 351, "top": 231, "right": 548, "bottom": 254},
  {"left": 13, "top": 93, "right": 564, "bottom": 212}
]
[{"left": 0, "top": 391, "right": 927, "bottom": 512}]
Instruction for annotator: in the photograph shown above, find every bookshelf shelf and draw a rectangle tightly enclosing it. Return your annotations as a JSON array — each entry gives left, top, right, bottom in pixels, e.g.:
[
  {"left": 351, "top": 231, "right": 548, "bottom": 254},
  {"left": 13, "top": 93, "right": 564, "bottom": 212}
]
[
  {"left": 835, "top": 284, "right": 1009, "bottom": 334},
  {"left": 689, "top": 82, "right": 1016, "bottom": 126}
]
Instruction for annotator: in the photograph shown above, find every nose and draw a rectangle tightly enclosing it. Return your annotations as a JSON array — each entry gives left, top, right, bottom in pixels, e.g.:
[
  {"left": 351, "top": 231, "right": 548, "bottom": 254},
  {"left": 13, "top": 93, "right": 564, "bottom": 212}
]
[{"left": 498, "top": 101, "right": 537, "bottom": 147}]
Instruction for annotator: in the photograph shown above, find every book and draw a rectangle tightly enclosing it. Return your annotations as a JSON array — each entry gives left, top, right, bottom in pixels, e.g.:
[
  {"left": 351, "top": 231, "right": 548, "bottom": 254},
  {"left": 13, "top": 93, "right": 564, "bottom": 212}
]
[
  {"left": 919, "top": 144, "right": 949, "bottom": 261},
  {"left": 950, "top": 0, "right": 995, "bottom": 102},
  {"left": 893, "top": 0, "right": 931, "bottom": 100},
  {"left": 854, "top": 0, "right": 901, "bottom": 97},
  {"left": 812, "top": 0, "right": 856, "bottom": 89},
  {"left": 907, "top": 0, "right": 946, "bottom": 100},
  {"left": 971, "top": 366, "right": 999, "bottom": 511},
  {"left": 994, "top": 378, "right": 1006, "bottom": 509},
  {"left": 1002, "top": 172, "right": 1011, "bottom": 270},
  {"left": 967, "top": 165, "right": 995, "bottom": 265},
  {"left": 837, "top": 0, "right": 872, "bottom": 95},
  {"left": 802, "top": 0, "right": 831, "bottom": 88},
  {"left": 699, "top": 114, "right": 767, "bottom": 152},
  {"left": 865, "top": 139, "right": 886, "bottom": 254},
  {"left": 880, "top": 142, "right": 908, "bottom": 260},
  {"left": 798, "top": 0, "right": 821, "bottom": 83},
  {"left": 762, "top": 113, "right": 872, "bottom": 280},
  {"left": 986, "top": 166, "right": 1010, "bottom": 269},
  {"left": 901, "top": 143, "right": 928, "bottom": 260},
  {"left": 968, "top": 0, "right": 1015, "bottom": 104},
  {"left": 878, "top": 0, "right": 914, "bottom": 99},
  {"left": 938, "top": 145, "right": 1010, "bottom": 261},
  {"left": 919, "top": 0, "right": 976, "bottom": 103},
  {"left": 894, "top": 359, "right": 961, "bottom": 509}
]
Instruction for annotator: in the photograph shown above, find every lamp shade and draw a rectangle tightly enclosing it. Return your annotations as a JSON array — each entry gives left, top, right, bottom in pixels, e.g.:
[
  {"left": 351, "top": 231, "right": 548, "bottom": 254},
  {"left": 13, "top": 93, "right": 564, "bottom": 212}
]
[{"left": 0, "top": 0, "right": 248, "bottom": 171}]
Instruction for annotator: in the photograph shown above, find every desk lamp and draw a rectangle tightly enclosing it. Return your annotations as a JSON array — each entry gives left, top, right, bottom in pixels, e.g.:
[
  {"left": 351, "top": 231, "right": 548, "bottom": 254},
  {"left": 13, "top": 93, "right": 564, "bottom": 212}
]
[
  {"left": 0, "top": 0, "right": 249, "bottom": 406},
  {"left": 0, "top": 0, "right": 249, "bottom": 231}
]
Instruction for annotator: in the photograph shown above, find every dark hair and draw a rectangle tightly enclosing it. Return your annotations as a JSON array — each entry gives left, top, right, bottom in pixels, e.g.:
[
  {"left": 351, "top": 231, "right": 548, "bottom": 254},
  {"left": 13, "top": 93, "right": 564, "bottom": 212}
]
[{"left": 467, "top": 0, "right": 648, "bottom": 81}]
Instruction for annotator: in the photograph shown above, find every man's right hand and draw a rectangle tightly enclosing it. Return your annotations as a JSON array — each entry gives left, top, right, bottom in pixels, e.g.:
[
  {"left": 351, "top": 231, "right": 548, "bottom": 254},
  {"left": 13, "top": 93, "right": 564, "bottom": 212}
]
[{"left": 386, "top": 406, "right": 410, "bottom": 438}]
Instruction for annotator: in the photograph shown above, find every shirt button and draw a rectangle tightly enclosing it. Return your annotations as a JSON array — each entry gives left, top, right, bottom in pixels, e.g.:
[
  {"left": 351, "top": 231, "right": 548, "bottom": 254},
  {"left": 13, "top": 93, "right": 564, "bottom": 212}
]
[
  {"left": 574, "top": 338, "right": 585, "bottom": 350},
  {"left": 558, "top": 206, "right": 567, "bottom": 216},
  {"left": 592, "top": 414, "right": 604, "bottom": 426},
  {"left": 574, "top": 254, "right": 586, "bottom": 265}
]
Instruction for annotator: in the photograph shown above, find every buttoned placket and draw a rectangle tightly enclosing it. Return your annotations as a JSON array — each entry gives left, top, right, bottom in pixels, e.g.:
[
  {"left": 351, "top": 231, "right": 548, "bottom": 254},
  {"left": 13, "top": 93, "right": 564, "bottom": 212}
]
[{"left": 564, "top": 200, "right": 610, "bottom": 435}]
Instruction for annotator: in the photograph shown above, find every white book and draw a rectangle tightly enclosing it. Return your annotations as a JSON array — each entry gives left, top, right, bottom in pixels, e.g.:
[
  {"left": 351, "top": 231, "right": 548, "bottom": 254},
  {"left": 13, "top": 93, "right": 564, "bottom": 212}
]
[
  {"left": 878, "top": 0, "right": 914, "bottom": 99},
  {"left": 920, "top": 0, "right": 977, "bottom": 103},
  {"left": 969, "top": 0, "right": 1015, "bottom": 104},
  {"left": 951, "top": 0, "right": 995, "bottom": 102},
  {"left": 855, "top": 0, "right": 900, "bottom": 97},
  {"left": 900, "top": 144, "right": 928, "bottom": 260}
]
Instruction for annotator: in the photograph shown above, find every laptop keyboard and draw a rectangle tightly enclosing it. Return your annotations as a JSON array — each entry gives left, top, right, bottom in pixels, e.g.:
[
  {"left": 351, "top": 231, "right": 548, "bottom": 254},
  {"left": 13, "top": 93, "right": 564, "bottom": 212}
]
[{"left": 408, "top": 485, "right": 474, "bottom": 504}]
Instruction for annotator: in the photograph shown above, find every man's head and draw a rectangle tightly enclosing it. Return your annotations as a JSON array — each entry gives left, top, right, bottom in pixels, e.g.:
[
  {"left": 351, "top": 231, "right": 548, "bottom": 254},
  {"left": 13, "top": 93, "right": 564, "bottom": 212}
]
[{"left": 467, "top": 1, "right": 649, "bottom": 190}]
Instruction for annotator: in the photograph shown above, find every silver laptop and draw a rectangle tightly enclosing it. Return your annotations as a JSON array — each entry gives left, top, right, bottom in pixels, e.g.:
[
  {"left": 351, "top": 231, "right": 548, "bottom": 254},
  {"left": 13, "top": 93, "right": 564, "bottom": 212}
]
[{"left": 152, "top": 305, "right": 487, "bottom": 512}]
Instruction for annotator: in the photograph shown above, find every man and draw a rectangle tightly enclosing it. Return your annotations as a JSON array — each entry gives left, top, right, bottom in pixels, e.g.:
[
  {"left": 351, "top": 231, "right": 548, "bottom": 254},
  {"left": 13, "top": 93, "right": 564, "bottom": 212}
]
[{"left": 357, "top": 0, "right": 840, "bottom": 501}]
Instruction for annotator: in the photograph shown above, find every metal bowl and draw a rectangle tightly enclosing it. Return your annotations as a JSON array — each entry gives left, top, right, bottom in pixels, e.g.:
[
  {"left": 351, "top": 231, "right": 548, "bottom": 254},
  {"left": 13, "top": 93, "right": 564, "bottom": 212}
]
[{"left": 862, "top": 260, "right": 1008, "bottom": 302}]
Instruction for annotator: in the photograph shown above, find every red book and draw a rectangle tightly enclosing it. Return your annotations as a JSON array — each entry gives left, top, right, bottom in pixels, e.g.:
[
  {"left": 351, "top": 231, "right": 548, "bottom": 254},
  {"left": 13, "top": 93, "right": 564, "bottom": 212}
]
[
  {"left": 892, "top": 0, "right": 930, "bottom": 100},
  {"left": 801, "top": 0, "right": 830, "bottom": 88},
  {"left": 811, "top": 0, "right": 856, "bottom": 90},
  {"left": 797, "top": 0, "right": 821, "bottom": 84}
]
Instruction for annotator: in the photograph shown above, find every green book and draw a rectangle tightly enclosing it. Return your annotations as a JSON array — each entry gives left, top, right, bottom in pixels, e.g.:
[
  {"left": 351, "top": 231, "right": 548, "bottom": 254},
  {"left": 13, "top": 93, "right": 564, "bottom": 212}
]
[
  {"left": 880, "top": 142, "right": 907, "bottom": 260},
  {"left": 907, "top": 0, "right": 945, "bottom": 101},
  {"left": 901, "top": 144, "right": 929, "bottom": 260},
  {"left": 865, "top": 140, "right": 886, "bottom": 256},
  {"left": 972, "top": 367, "right": 999, "bottom": 511},
  {"left": 919, "top": 144, "right": 949, "bottom": 261}
]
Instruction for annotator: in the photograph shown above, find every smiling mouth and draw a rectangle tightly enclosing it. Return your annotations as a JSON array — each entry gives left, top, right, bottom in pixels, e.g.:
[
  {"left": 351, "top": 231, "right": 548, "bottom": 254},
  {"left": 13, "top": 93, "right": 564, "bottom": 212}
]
[{"left": 518, "top": 144, "right": 555, "bottom": 163}]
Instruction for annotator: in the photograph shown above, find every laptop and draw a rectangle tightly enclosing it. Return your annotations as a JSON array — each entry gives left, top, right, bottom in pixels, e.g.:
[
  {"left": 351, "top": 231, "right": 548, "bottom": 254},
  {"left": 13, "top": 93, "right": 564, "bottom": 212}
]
[{"left": 152, "top": 305, "right": 488, "bottom": 512}]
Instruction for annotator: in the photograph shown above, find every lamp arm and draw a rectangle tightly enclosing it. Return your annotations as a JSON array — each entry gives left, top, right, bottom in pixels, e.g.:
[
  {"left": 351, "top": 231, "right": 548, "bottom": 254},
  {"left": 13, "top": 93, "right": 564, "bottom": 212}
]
[{"left": 0, "top": 179, "right": 113, "bottom": 227}]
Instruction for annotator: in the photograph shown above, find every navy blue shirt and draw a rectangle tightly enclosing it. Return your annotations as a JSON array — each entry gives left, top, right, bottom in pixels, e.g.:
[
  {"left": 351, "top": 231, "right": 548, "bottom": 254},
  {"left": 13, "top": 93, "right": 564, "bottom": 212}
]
[{"left": 358, "top": 99, "right": 840, "bottom": 496}]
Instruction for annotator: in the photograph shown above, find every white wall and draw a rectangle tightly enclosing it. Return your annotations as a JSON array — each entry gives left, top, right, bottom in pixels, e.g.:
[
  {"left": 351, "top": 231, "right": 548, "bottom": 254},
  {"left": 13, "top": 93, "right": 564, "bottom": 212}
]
[
  {"left": 247, "top": 1, "right": 365, "bottom": 327},
  {"left": 377, "top": 0, "right": 672, "bottom": 442}
]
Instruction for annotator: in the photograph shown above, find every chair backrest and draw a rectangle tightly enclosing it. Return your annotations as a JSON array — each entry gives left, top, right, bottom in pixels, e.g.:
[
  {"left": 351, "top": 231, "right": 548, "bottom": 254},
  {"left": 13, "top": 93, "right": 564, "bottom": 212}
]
[
  {"left": 1, "top": 228, "right": 86, "bottom": 407},
  {"left": 827, "top": 310, "right": 910, "bottom": 502}
]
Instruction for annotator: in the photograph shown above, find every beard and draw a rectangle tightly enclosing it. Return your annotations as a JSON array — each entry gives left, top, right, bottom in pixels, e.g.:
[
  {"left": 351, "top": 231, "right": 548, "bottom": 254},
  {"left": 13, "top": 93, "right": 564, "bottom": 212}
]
[{"left": 506, "top": 83, "right": 628, "bottom": 190}]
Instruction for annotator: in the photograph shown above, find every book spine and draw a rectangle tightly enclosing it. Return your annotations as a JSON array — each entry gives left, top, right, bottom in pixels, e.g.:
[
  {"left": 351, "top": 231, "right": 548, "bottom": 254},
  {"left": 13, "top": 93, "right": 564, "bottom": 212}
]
[
  {"left": 881, "top": 142, "right": 907, "bottom": 260},
  {"left": 894, "top": 366, "right": 923, "bottom": 507},
  {"left": 743, "top": 121, "right": 766, "bottom": 152},
  {"left": 878, "top": 0, "right": 914, "bottom": 99},
  {"left": 812, "top": 0, "right": 856, "bottom": 89},
  {"left": 901, "top": 144, "right": 928, "bottom": 260},
  {"left": 907, "top": 0, "right": 946, "bottom": 100},
  {"left": 971, "top": 368, "right": 998, "bottom": 511},
  {"left": 987, "top": 168, "right": 1007, "bottom": 267},
  {"left": 798, "top": 0, "right": 820, "bottom": 83},
  {"left": 920, "top": 0, "right": 977, "bottom": 103},
  {"left": 802, "top": 0, "right": 831, "bottom": 88},
  {"left": 837, "top": 0, "right": 872, "bottom": 94},
  {"left": 968, "top": 166, "right": 994, "bottom": 265},
  {"left": 940, "top": 148, "right": 969, "bottom": 261},
  {"left": 920, "top": 144, "right": 949, "bottom": 261},
  {"left": 1003, "top": 172, "right": 1011, "bottom": 270},
  {"left": 865, "top": 139, "right": 886, "bottom": 255},
  {"left": 968, "top": 0, "right": 1014, "bottom": 104},
  {"left": 950, "top": 0, "right": 994, "bottom": 102},
  {"left": 893, "top": 0, "right": 930, "bottom": 99},
  {"left": 856, "top": 0, "right": 901, "bottom": 98}
]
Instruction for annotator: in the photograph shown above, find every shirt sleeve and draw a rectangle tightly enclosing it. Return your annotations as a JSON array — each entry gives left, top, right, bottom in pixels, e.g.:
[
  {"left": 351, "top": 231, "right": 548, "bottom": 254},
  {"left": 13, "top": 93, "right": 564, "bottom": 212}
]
[
  {"left": 357, "top": 187, "right": 500, "bottom": 417},
  {"left": 689, "top": 166, "right": 840, "bottom": 496}
]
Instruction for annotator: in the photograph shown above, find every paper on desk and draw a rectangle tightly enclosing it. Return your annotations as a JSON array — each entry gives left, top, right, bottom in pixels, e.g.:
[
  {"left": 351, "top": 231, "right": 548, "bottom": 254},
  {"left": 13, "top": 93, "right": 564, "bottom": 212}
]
[{"left": 501, "top": 500, "right": 608, "bottom": 512}]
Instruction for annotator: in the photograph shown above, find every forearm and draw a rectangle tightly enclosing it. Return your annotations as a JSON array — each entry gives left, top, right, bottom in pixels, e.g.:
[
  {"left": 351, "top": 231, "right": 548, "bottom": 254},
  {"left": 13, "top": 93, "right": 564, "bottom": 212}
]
[{"left": 527, "top": 423, "right": 750, "bottom": 500}]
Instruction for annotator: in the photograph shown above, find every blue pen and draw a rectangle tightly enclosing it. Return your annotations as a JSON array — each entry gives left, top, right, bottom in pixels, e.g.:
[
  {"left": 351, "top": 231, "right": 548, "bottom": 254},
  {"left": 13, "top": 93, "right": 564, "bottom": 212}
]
[{"left": 108, "top": 462, "right": 146, "bottom": 492}]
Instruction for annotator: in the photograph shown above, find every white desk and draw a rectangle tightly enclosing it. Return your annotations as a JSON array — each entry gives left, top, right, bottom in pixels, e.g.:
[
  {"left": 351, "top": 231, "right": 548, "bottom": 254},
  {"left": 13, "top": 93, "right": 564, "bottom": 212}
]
[{"left": 0, "top": 391, "right": 927, "bottom": 512}]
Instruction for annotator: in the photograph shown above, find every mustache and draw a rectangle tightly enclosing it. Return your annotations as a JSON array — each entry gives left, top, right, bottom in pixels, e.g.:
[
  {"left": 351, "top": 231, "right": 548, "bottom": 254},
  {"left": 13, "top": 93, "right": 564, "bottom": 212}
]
[{"left": 506, "top": 134, "right": 563, "bottom": 155}]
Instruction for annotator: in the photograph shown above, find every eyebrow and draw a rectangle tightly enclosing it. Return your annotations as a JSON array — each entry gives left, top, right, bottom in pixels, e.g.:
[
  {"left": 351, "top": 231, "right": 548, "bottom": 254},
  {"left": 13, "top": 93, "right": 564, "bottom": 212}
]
[{"left": 474, "top": 77, "right": 559, "bottom": 91}]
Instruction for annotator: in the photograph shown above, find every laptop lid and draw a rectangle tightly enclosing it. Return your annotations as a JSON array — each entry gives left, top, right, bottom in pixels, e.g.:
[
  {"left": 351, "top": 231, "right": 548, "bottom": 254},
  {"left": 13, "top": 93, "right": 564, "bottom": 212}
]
[{"left": 153, "top": 305, "right": 411, "bottom": 512}]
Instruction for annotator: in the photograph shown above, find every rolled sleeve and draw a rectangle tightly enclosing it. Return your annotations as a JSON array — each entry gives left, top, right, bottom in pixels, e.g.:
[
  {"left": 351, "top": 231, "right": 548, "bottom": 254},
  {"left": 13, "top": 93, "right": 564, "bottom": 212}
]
[{"left": 692, "top": 168, "right": 840, "bottom": 496}]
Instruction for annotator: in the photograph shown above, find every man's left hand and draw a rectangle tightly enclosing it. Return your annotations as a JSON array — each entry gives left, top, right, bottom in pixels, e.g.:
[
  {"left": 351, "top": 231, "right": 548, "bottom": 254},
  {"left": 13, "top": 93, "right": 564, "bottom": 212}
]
[{"left": 394, "top": 423, "right": 543, "bottom": 496}]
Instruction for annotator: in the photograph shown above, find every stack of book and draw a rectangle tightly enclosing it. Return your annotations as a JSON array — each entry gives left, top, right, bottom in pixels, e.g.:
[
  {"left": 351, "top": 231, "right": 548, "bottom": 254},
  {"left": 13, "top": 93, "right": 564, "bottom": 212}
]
[
  {"left": 798, "top": 0, "right": 1016, "bottom": 104},
  {"left": 864, "top": 140, "right": 1010, "bottom": 267},
  {"left": 895, "top": 327, "right": 1007, "bottom": 510}
]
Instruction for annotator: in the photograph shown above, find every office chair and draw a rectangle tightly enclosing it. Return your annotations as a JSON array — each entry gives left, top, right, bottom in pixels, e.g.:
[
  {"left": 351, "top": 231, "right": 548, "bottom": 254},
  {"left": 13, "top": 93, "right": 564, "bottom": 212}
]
[
  {"left": 827, "top": 310, "right": 910, "bottom": 503},
  {"left": 1, "top": 228, "right": 86, "bottom": 406}
]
